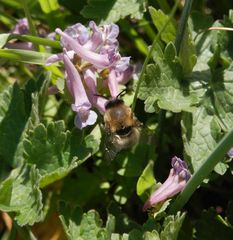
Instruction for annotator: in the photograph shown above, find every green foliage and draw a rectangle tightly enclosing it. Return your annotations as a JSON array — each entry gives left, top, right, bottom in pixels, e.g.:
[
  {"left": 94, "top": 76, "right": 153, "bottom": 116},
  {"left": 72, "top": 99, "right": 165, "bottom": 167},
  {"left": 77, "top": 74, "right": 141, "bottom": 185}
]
[
  {"left": 160, "top": 212, "right": 185, "bottom": 240},
  {"left": 60, "top": 205, "right": 115, "bottom": 240},
  {"left": 149, "top": 8, "right": 176, "bottom": 43},
  {"left": 137, "top": 161, "right": 155, "bottom": 199},
  {"left": 181, "top": 11, "right": 233, "bottom": 172},
  {"left": 1, "top": 0, "right": 233, "bottom": 239},
  {"left": 0, "top": 165, "right": 43, "bottom": 226},
  {"left": 138, "top": 42, "right": 199, "bottom": 113},
  {"left": 0, "top": 83, "right": 29, "bottom": 170},
  {"left": 81, "top": 0, "right": 146, "bottom": 24}
]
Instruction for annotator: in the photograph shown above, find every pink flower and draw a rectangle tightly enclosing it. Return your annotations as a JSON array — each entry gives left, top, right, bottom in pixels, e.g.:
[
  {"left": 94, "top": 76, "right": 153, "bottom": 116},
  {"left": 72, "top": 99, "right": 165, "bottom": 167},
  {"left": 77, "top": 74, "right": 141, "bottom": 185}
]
[
  {"left": 63, "top": 52, "right": 97, "bottom": 129},
  {"left": 143, "top": 156, "right": 191, "bottom": 211},
  {"left": 11, "top": 18, "right": 29, "bottom": 35},
  {"left": 46, "top": 21, "right": 134, "bottom": 128}
]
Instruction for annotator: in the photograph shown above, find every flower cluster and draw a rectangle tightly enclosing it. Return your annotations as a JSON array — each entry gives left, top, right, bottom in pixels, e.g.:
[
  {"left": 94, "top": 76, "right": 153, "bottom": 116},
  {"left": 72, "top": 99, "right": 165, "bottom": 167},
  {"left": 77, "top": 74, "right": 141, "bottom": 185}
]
[
  {"left": 143, "top": 156, "right": 191, "bottom": 211},
  {"left": 46, "top": 21, "right": 133, "bottom": 129}
]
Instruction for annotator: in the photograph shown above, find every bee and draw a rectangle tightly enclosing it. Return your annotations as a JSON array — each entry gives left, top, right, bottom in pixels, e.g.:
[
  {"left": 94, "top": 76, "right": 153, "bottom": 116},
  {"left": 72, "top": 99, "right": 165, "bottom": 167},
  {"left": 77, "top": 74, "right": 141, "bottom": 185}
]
[{"left": 103, "top": 97, "right": 141, "bottom": 161}]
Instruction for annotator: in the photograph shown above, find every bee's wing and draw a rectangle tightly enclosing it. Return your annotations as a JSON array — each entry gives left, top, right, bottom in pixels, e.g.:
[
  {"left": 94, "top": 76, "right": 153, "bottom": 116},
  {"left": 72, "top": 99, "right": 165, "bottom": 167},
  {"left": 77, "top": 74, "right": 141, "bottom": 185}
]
[{"left": 104, "top": 133, "right": 119, "bottom": 162}]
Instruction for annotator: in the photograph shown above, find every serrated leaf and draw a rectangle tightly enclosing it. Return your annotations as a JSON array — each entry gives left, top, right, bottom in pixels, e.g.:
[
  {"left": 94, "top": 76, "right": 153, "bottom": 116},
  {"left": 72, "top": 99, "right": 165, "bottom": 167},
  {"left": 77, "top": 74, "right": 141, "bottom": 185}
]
[
  {"left": 149, "top": 7, "right": 176, "bottom": 43},
  {"left": 60, "top": 206, "right": 110, "bottom": 240},
  {"left": 81, "top": 0, "right": 146, "bottom": 24},
  {"left": 23, "top": 121, "right": 101, "bottom": 188},
  {"left": 23, "top": 121, "right": 77, "bottom": 188},
  {"left": 160, "top": 212, "right": 185, "bottom": 240},
  {"left": 139, "top": 42, "right": 199, "bottom": 113},
  {"left": 137, "top": 161, "right": 155, "bottom": 199},
  {"left": 0, "top": 165, "right": 43, "bottom": 226}
]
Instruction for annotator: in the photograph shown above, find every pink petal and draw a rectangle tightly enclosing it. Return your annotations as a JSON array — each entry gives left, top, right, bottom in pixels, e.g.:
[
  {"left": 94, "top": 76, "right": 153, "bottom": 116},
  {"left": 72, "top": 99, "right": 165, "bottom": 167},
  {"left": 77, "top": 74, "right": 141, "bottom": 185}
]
[{"left": 56, "top": 28, "right": 111, "bottom": 69}]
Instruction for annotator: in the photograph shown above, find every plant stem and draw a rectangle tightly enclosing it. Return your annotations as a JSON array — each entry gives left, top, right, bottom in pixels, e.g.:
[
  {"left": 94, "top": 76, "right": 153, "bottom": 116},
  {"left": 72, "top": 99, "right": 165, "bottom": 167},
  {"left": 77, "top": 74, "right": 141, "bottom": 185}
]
[
  {"left": 169, "top": 128, "right": 233, "bottom": 214},
  {"left": 10, "top": 34, "right": 61, "bottom": 49},
  {"left": 21, "top": 0, "right": 37, "bottom": 37},
  {"left": 174, "top": 0, "right": 194, "bottom": 55},
  {"left": 131, "top": 0, "right": 180, "bottom": 111}
]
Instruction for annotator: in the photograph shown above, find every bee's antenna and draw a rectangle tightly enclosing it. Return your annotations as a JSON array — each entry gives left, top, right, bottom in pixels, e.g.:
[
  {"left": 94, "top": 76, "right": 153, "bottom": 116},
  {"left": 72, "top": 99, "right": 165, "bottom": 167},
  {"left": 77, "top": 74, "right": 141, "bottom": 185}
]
[
  {"left": 94, "top": 94, "right": 109, "bottom": 100},
  {"left": 116, "top": 89, "right": 127, "bottom": 99}
]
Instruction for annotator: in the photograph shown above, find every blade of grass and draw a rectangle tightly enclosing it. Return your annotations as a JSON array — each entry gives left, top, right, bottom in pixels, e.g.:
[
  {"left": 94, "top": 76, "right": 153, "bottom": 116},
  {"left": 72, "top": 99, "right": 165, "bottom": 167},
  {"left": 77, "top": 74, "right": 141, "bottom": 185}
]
[
  {"left": 20, "top": 0, "right": 37, "bottom": 37},
  {"left": 0, "top": 49, "right": 52, "bottom": 65},
  {"left": 9, "top": 34, "right": 61, "bottom": 49},
  {"left": 174, "top": 0, "right": 194, "bottom": 55}
]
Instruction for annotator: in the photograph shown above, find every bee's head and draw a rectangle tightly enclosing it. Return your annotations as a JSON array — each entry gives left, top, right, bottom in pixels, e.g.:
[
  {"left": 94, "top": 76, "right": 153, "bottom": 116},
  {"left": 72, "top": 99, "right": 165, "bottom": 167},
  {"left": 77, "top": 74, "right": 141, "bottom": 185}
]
[{"left": 105, "top": 98, "right": 124, "bottom": 110}]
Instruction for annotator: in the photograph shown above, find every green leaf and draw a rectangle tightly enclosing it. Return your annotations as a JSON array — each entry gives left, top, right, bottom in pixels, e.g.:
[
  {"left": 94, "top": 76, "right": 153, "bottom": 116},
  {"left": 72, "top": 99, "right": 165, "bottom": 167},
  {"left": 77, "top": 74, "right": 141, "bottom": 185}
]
[
  {"left": 0, "top": 49, "right": 52, "bottom": 65},
  {"left": 0, "top": 165, "right": 43, "bottom": 226},
  {"left": 0, "top": 33, "right": 10, "bottom": 48},
  {"left": 38, "top": 0, "right": 59, "bottom": 13},
  {"left": 138, "top": 42, "right": 199, "bottom": 113},
  {"left": 182, "top": 61, "right": 233, "bottom": 172},
  {"left": 144, "top": 231, "right": 160, "bottom": 240},
  {"left": 0, "top": 84, "right": 29, "bottom": 170},
  {"left": 23, "top": 121, "right": 76, "bottom": 188},
  {"left": 149, "top": 8, "right": 176, "bottom": 43},
  {"left": 160, "top": 212, "right": 185, "bottom": 240},
  {"left": 117, "top": 143, "right": 151, "bottom": 177},
  {"left": 81, "top": 0, "right": 146, "bottom": 24},
  {"left": 60, "top": 167, "right": 103, "bottom": 206},
  {"left": 182, "top": 107, "right": 222, "bottom": 172},
  {"left": 60, "top": 206, "right": 110, "bottom": 240},
  {"left": 136, "top": 161, "right": 155, "bottom": 199},
  {"left": 23, "top": 122, "right": 101, "bottom": 188},
  {"left": 179, "top": 27, "right": 197, "bottom": 75}
]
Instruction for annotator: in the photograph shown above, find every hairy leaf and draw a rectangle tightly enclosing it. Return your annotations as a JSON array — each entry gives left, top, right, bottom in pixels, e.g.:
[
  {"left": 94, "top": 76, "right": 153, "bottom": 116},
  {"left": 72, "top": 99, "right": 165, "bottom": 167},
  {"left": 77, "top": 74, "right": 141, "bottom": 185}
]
[
  {"left": 139, "top": 42, "right": 199, "bottom": 113},
  {"left": 0, "top": 165, "right": 43, "bottom": 226},
  {"left": 60, "top": 206, "right": 112, "bottom": 240},
  {"left": 160, "top": 212, "right": 185, "bottom": 240},
  {"left": 81, "top": 0, "right": 146, "bottom": 24},
  {"left": 23, "top": 122, "right": 101, "bottom": 188}
]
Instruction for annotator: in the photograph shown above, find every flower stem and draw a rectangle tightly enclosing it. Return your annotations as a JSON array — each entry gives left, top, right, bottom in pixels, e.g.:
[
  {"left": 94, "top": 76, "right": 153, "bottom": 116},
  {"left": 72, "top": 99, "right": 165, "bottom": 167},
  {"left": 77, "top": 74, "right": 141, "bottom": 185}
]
[
  {"left": 174, "top": 0, "right": 194, "bottom": 55},
  {"left": 20, "top": 0, "right": 37, "bottom": 37},
  {"left": 169, "top": 128, "right": 233, "bottom": 214},
  {"left": 10, "top": 34, "right": 61, "bottom": 49},
  {"left": 131, "top": 0, "right": 180, "bottom": 111}
]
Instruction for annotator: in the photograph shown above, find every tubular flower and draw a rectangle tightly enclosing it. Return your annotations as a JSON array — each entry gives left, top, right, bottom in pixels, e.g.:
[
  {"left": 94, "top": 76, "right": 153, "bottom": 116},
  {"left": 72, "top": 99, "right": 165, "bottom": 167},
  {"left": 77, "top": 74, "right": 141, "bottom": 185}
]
[
  {"left": 228, "top": 148, "right": 233, "bottom": 159},
  {"left": 11, "top": 18, "right": 29, "bottom": 35},
  {"left": 46, "top": 21, "right": 134, "bottom": 128},
  {"left": 7, "top": 18, "right": 34, "bottom": 50},
  {"left": 143, "top": 156, "right": 191, "bottom": 212},
  {"left": 63, "top": 52, "right": 97, "bottom": 129}
]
